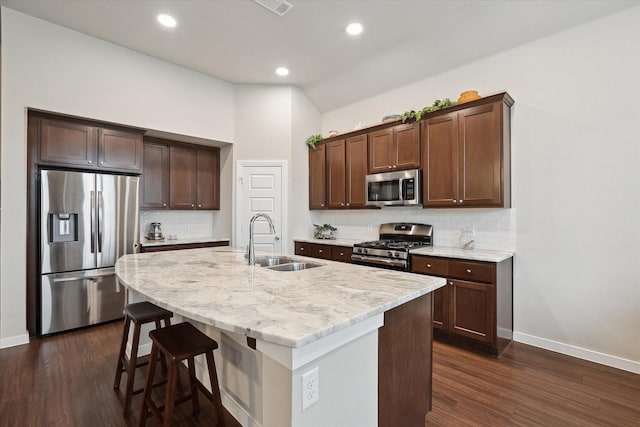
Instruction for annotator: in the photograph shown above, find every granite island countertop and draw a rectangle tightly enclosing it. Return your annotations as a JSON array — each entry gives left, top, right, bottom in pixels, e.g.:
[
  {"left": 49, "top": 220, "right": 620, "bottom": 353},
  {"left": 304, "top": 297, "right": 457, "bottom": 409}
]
[{"left": 115, "top": 246, "right": 446, "bottom": 348}]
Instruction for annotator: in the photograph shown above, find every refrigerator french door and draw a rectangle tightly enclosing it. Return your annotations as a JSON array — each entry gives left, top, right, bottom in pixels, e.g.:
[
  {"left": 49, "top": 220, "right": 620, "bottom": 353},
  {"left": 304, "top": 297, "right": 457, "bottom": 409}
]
[{"left": 40, "top": 170, "right": 139, "bottom": 335}]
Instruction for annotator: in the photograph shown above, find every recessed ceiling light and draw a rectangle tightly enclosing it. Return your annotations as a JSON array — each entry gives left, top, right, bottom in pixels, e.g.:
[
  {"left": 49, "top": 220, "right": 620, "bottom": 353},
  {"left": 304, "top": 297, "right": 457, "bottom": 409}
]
[
  {"left": 157, "top": 13, "right": 177, "bottom": 28},
  {"left": 346, "top": 22, "right": 363, "bottom": 36},
  {"left": 275, "top": 67, "right": 290, "bottom": 76}
]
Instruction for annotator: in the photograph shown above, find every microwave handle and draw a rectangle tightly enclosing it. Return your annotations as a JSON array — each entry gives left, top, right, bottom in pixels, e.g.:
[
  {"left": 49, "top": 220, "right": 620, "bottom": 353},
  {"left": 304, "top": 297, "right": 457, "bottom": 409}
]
[{"left": 399, "top": 178, "right": 404, "bottom": 201}]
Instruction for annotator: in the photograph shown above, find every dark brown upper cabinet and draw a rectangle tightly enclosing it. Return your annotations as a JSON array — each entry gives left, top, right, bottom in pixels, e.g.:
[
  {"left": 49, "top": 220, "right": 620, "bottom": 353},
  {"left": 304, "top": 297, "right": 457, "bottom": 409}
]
[
  {"left": 196, "top": 147, "right": 220, "bottom": 210},
  {"left": 368, "top": 122, "right": 420, "bottom": 173},
  {"left": 97, "top": 128, "right": 143, "bottom": 171},
  {"left": 141, "top": 142, "right": 170, "bottom": 209},
  {"left": 169, "top": 145, "right": 198, "bottom": 209},
  {"left": 309, "top": 144, "right": 327, "bottom": 209},
  {"left": 422, "top": 93, "right": 512, "bottom": 208},
  {"left": 326, "top": 140, "right": 347, "bottom": 209},
  {"left": 38, "top": 117, "right": 142, "bottom": 173},
  {"left": 345, "top": 135, "right": 368, "bottom": 208},
  {"left": 142, "top": 139, "right": 220, "bottom": 210},
  {"left": 316, "top": 135, "right": 368, "bottom": 210},
  {"left": 168, "top": 145, "right": 220, "bottom": 210}
]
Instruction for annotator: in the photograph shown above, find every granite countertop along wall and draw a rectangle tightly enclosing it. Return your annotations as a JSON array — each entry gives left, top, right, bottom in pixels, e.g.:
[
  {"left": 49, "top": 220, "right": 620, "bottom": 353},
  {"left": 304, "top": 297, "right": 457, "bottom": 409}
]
[
  {"left": 293, "top": 238, "right": 514, "bottom": 263},
  {"left": 293, "top": 238, "right": 362, "bottom": 247},
  {"left": 115, "top": 246, "right": 445, "bottom": 348},
  {"left": 140, "top": 236, "right": 230, "bottom": 247}
]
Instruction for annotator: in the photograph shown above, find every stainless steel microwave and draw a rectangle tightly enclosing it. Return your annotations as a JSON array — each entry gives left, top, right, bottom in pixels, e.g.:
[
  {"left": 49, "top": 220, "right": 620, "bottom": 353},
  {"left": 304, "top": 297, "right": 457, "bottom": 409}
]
[{"left": 365, "top": 169, "right": 421, "bottom": 207}]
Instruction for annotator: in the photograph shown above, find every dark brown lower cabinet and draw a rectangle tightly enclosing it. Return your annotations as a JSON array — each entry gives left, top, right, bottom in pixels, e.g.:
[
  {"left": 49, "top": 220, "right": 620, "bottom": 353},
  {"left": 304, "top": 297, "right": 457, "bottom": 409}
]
[
  {"left": 411, "top": 254, "right": 513, "bottom": 356},
  {"left": 294, "top": 241, "right": 352, "bottom": 263},
  {"left": 139, "top": 240, "right": 229, "bottom": 253},
  {"left": 379, "top": 292, "right": 432, "bottom": 427}
]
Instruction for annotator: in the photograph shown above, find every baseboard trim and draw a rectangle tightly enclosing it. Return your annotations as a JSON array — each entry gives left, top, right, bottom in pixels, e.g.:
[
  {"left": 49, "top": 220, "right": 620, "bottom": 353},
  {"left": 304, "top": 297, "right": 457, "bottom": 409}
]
[
  {"left": 221, "top": 389, "right": 261, "bottom": 427},
  {"left": 513, "top": 332, "right": 640, "bottom": 374},
  {"left": 0, "top": 332, "right": 30, "bottom": 349}
]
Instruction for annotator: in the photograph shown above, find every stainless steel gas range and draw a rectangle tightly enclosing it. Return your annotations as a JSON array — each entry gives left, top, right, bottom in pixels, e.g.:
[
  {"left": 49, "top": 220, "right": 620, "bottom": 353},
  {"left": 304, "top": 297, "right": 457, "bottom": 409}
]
[{"left": 352, "top": 223, "right": 433, "bottom": 271}]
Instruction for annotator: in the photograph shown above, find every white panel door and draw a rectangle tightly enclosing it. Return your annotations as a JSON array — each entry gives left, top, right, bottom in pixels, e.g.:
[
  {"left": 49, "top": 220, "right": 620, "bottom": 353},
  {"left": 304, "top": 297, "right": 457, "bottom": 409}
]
[{"left": 237, "top": 163, "right": 285, "bottom": 254}]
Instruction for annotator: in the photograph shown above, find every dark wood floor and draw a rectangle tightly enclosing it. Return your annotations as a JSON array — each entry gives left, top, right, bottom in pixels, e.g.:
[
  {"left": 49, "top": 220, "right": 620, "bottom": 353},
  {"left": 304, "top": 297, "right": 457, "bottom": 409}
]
[
  {"left": 428, "top": 339, "right": 640, "bottom": 426},
  {"left": 0, "top": 321, "right": 638, "bottom": 426}
]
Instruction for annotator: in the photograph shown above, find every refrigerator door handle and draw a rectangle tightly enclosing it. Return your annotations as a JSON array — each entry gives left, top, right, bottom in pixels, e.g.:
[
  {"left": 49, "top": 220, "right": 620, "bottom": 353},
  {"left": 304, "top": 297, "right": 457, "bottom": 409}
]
[
  {"left": 52, "top": 276, "right": 94, "bottom": 283},
  {"left": 98, "top": 190, "right": 104, "bottom": 253},
  {"left": 90, "top": 190, "right": 96, "bottom": 253}
]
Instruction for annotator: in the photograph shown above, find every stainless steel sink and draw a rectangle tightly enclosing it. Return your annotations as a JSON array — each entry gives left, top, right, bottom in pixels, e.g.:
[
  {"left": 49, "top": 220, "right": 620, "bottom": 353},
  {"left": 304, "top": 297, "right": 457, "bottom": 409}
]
[
  {"left": 254, "top": 256, "right": 295, "bottom": 267},
  {"left": 266, "top": 262, "right": 323, "bottom": 272}
]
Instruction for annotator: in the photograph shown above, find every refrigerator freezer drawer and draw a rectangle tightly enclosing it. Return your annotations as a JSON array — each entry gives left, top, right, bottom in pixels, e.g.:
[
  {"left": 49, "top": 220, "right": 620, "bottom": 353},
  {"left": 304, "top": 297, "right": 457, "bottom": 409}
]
[{"left": 40, "top": 268, "right": 125, "bottom": 335}]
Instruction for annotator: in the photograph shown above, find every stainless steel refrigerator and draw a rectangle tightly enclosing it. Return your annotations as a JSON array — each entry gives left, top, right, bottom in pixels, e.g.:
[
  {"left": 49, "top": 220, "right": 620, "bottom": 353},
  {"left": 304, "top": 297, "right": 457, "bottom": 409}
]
[{"left": 40, "top": 170, "right": 139, "bottom": 335}]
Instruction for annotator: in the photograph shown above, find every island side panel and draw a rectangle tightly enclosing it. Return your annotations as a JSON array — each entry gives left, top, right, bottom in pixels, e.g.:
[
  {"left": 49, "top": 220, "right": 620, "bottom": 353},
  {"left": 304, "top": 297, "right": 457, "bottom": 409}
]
[{"left": 378, "top": 292, "right": 433, "bottom": 427}]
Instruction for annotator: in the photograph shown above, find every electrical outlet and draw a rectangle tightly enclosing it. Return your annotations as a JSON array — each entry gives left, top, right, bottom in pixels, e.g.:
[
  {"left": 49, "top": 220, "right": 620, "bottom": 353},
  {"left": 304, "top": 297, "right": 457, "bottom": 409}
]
[{"left": 301, "top": 367, "right": 319, "bottom": 410}]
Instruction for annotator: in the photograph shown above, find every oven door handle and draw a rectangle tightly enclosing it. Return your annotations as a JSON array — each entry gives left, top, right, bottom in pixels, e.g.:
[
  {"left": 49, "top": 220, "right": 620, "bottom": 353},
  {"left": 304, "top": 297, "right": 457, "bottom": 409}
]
[{"left": 351, "top": 254, "right": 407, "bottom": 269}]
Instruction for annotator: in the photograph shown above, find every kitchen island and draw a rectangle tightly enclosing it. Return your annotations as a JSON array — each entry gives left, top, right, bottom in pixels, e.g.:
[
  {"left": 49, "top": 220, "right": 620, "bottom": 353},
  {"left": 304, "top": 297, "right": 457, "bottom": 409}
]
[{"left": 115, "top": 246, "right": 446, "bottom": 427}]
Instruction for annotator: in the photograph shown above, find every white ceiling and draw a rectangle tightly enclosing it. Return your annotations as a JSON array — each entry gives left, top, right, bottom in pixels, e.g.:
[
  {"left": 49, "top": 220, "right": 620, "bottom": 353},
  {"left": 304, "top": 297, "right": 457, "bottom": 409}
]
[{"left": 1, "top": 0, "right": 637, "bottom": 112}]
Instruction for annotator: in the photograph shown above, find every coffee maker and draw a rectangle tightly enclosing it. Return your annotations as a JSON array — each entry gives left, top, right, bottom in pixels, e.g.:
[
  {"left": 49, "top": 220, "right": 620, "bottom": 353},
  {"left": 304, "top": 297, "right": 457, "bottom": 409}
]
[{"left": 146, "top": 222, "right": 164, "bottom": 240}]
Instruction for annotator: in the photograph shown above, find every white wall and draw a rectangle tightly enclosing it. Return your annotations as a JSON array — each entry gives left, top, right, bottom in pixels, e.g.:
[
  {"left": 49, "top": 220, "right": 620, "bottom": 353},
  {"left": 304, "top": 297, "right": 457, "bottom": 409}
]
[
  {"left": 233, "top": 85, "right": 293, "bottom": 161},
  {"left": 231, "top": 85, "right": 293, "bottom": 250},
  {"left": 320, "top": 6, "right": 640, "bottom": 370},
  {"left": 290, "top": 87, "right": 322, "bottom": 245},
  {"left": 231, "top": 85, "right": 321, "bottom": 250},
  {"left": 0, "top": 8, "right": 235, "bottom": 343}
]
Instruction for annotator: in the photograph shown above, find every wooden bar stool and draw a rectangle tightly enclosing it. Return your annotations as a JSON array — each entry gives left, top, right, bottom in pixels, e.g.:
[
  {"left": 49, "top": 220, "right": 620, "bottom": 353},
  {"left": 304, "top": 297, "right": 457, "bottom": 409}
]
[
  {"left": 139, "top": 322, "right": 226, "bottom": 427},
  {"left": 114, "top": 301, "right": 173, "bottom": 415}
]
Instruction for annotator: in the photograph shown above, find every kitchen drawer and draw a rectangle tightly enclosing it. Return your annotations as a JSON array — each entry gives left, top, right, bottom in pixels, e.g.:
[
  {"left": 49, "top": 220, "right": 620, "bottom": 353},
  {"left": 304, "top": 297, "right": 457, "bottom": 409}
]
[
  {"left": 295, "top": 241, "right": 341, "bottom": 261},
  {"left": 312, "top": 243, "right": 333, "bottom": 260},
  {"left": 295, "top": 241, "right": 312, "bottom": 256},
  {"left": 332, "top": 246, "right": 353, "bottom": 263},
  {"left": 411, "top": 255, "right": 449, "bottom": 277},
  {"left": 449, "top": 260, "right": 494, "bottom": 283}
]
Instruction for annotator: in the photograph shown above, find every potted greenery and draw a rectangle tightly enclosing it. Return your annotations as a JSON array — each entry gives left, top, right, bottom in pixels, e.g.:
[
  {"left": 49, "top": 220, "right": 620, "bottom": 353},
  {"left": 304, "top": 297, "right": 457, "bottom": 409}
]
[
  {"left": 401, "top": 98, "right": 456, "bottom": 123},
  {"left": 306, "top": 134, "right": 323, "bottom": 149},
  {"left": 313, "top": 223, "right": 337, "bottom": 240}
]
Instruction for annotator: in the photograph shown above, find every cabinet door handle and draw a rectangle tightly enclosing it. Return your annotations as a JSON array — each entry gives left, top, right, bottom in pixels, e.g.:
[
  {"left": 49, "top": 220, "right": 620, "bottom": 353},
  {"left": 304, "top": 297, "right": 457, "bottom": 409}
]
[
  {"left": 198, "top": 204, "right": 202, "bottom": 208},
  {"left": 341, "top": 203, "right": 344, "bottom": 206},
  {"left": 449, "top": 281, "right": 454, "bottom": 285},
  {"left": 100, "top": 161, "right": 104, "bottom": 165},
  {"left": 388, "top": 165, "right": 392, "bottom": 169},
  {"left": 318, "top": 249, "right": 323, "bottom": 253},
  {"left": 459, "top": 200, "right": 463, "bottom": 203},
  {"left": 163, "top": 203, "right": 167, "bottom": 207},
  {"left": 466, "top": 269, "right": 472, "bottom": 273},
  {"left": 452, "top": 200, "right": 457, "bottom": 204},
  {"left": 300, "top": 247, "right": 305, "bottom": 251},
  {"left": 191, "top": 204, "right": 195, "bottom": 208},
  {"left": 88, "top": 160, "right": 92, "bottom": 164},
  {"left": 427, "top": 264, "right": 432, "bottom": 268},
  {"left": 346, "top": 203, "right": 350, "bottom": 206},
  {"left": 339, "top": 252, "right": 344, "bottom": 256}
]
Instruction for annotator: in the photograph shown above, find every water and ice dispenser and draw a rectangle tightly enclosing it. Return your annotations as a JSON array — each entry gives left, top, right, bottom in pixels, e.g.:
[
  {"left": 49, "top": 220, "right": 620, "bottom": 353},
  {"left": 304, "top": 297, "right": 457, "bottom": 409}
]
[{"left": 48, "top": 213, "right": 78, "bottom": 243}]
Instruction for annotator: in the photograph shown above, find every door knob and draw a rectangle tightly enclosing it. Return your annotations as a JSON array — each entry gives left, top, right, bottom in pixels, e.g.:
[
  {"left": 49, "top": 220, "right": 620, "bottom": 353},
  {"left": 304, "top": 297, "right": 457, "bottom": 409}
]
[{"left": 275, "top": 236, "right": 280, "bottom": 241}]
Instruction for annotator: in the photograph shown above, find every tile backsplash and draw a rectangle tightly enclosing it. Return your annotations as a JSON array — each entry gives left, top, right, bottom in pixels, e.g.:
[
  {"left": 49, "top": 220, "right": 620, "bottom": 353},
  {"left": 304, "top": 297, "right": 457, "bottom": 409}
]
[
  {"left": 310, "top": 207, "right": 515, "bottom": 252},
  {"left": 139, "top": 210, "right": 217, "bottom": 240}
]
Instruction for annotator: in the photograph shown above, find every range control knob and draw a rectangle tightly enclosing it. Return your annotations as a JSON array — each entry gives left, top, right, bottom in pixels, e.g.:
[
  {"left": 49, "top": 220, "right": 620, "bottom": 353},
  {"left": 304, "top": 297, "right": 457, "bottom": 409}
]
[{"left": 387, "top": 251, "right": 393, "bottom": 257}]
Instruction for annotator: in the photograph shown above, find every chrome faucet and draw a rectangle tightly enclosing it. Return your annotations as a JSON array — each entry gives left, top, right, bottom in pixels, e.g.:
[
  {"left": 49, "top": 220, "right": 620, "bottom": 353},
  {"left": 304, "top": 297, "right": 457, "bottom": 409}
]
[{"left": 246, "top": 213, "right": 276, "bottom": 265}]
